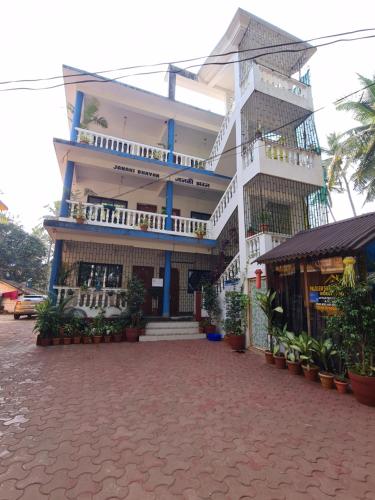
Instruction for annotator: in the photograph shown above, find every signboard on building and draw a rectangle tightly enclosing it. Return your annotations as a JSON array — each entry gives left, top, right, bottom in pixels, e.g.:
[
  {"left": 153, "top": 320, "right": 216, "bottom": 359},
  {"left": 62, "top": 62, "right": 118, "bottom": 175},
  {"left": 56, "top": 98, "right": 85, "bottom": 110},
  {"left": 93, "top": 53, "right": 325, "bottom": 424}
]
[
  {"left": 152, "top": 278, "right": 163, "bottom": 287},
  {"left": 309, "top": 274, "right": 340, "bottom": 314}
]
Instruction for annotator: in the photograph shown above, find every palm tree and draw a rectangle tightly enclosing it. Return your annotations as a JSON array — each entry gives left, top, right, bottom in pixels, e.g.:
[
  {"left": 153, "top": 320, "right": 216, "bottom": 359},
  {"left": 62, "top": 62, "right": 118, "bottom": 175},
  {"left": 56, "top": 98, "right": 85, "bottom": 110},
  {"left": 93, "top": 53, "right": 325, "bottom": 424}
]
[
  {"left": 323, "top": 132, "right": 357, "bottom": 217},
  {"left": 68, "top": 97, "right": 108, "bottom": 129},
  {"left": 336, "top": 74, "right": 375, "bottom": 203}
]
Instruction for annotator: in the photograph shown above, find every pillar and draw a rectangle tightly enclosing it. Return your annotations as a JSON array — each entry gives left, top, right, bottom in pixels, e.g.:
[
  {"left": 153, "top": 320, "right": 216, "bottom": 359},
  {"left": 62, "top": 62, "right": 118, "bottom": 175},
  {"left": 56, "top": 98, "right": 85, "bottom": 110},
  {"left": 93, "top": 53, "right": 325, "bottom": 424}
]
[
  {"left": 70, "top": 90, "right": 84, "bottom": 142},
  {"left": 48, "top": 240, "right": 62, "bottom": 299},
  {"left": 165, "top": 181, "right": 173, "bottom": 230},
  {"left": 167, "top": 118, "right": 175, "bottom": 163},
  {"left": 59, "top": 160, "right": 75, "bottom": 217},
  {"left": 162, "top": 250, "right": 172, "bottom": 317}
]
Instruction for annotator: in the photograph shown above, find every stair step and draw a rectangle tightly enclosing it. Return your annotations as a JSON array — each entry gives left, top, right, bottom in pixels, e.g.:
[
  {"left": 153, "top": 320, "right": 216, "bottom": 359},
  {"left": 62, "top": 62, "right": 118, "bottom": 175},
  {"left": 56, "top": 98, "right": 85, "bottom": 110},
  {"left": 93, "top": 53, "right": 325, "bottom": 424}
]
[
  {"left": 146, "top": 327, "right": 199, "bottom": 336},
  {"left": 146, "top": 321, "right": 199, "bottom": 330},
  {"left": 140, "top": 334, "right": 206, "bottom": 342}
]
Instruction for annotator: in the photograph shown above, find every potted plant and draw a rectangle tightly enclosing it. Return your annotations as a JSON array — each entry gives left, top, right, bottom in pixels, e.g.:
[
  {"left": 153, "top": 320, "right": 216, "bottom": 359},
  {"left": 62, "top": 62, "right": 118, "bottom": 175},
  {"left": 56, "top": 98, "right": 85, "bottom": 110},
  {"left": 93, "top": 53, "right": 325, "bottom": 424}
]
[
  {"left": 33, "top": 298, "right": 57, "bottom": 346},
  {"left": 152, "top": 150, "right": 163, "bottom": 161},
  {"left": 125, "top": 276, "right": 145, "bottom": 342},
  {"left": 112, "top": 321, "right": 124, "bottom": 342},
  {"left": 62, "top": 323, "right": 74, "bottom": 345},
  {"left": 91, "top": 310, "right": 106, "bottom": 344},
  {"left": 139, "top": 217, "right": 149, "bottom": 231},
  {"left": 256, "top": 290, "right": 283, "bottom": 364},
  {"left": 71, "top": 317, "right": 84, "bottom": 344},
  {"left": 82, "top": 325, "right": 93, "bottom": 344},
  {"left": 272, "top": 325, "right": 287, "bottom": 369},
  {"left": 281, "top": 330, "right": 302, "bottom": 375},
  {"left": 51, "top": 328, "right": 61, "bottom": 346},
  {"left": 291, "top": 332, "right": 319, "bottom": 381},
  {"left": 79, "top": 133, "right": 92, "bottom": 145},
  {"left": 73, "top": 202, "right": 86, "bottom": 224},
  {"left": 199, "top": 318, "right": 210, "bottom": 333},
  {"left": 259, "top": 210, "right": 271, "bottom": 232},
  {"left": 195, "top": 224, "right": 206, "bottom": 240},
  {"left": 326, "top": 279, "right": 375, "bottom": 406},
  {"left": 223, "top": 291, "right": 249, "bottom": 351},
  {"left": 103, "top": 323, "right": 113, "bottom": 343},
  {"left": 202, "top": 282, "right": 220, "bottom": 335},
  {"left": 246, "top": 226, "right": 257, "bottom": 238},
  {"left": 314, "top": 336, "right": 337, "bottom": 390}
]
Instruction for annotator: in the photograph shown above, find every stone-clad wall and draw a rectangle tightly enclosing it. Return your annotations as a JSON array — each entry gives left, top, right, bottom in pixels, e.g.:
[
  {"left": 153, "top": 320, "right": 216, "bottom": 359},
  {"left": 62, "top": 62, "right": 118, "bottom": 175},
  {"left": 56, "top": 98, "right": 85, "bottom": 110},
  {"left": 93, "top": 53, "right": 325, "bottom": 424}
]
[{"left": 61, "top": 241, "right": 213, "bottom": 314}]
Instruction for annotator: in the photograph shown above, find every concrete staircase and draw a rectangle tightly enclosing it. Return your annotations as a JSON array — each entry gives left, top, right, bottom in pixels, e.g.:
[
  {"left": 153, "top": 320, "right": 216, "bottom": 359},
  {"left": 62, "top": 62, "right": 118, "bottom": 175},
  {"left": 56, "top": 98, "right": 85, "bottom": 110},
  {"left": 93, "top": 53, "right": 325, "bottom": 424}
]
[{"left": 140, "top": 321, "right": 205, "bottom": 342}]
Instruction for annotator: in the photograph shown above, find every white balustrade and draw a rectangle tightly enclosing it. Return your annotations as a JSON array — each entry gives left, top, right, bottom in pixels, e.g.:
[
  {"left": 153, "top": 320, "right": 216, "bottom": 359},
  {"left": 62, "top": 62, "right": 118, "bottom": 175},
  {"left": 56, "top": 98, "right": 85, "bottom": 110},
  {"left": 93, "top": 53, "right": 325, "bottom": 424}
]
[
  {"left": 54, "top": 286, "right": 127, "bottom": 312},
  {"left": 75, "top": 128, "right": 206, "bottom": 169},
  {"left": 216, "top": 253, "right": 240, "bottom": 292},
  {"left": 210, "top": 174, "right": 238, "bottom": 228},
  {"left": 65, "top": 201, "right": 211, "bottom": 239},
  {"left": 206, "top": 100, "right": 235, "bottom": 171},
  {"left": 264, "top": 141, "right": 314, "bottom": 168},
  {"left": 246, "top": 235, "right": 261, "bottom": 259},
  {"left": 259, "top": 65, "right": 310, "bottom": 101}
]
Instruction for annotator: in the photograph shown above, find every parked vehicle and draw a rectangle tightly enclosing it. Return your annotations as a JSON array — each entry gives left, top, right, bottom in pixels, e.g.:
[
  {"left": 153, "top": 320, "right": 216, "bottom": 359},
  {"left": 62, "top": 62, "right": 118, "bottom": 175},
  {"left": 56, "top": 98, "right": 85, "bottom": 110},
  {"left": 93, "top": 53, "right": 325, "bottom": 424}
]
[{"left": 14, "top": 295, "right": 47, "bottom": 319}]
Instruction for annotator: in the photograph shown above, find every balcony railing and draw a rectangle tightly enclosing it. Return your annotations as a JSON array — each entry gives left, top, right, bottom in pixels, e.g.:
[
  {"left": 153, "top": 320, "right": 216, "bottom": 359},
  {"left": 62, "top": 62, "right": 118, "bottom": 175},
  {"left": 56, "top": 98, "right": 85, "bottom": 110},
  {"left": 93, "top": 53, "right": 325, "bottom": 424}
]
[
  {"left": 246, "top": 232, "right": 290, "bottom": 260},
  {"left": 54, "top": 286, "right": 127, "bottom": 314},
  {"left": 65, "top": 201, "right": 211, "bottom": 239},
  {"left": 75, "top": 128, "right": 206, "bottom": 169}
]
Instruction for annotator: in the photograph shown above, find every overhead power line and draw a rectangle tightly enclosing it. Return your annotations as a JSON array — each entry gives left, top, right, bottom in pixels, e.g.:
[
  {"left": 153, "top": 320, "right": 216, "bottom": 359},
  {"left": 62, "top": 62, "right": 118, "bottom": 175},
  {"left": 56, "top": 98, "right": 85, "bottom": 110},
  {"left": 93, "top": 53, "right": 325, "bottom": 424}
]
[{"left": 1, "top": 32, "right": 375, "bottom": 92}]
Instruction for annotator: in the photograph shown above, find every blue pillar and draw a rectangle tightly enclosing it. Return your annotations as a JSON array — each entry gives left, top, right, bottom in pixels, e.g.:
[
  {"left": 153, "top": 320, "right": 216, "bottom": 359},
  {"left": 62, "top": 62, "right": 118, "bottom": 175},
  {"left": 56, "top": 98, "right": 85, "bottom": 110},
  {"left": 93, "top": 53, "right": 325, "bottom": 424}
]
[
  {"left": 70, "top": 90, "right": 84, "bottom": 142},
  {"left": 167, "top": 118, "right": 175, "bottom": 163},
  {"left": 162, "top": 250, "right": 172, "bottom": 317},
  {"left": 165, "top": 181, "right": 173, "bottom": 230},
  {"left": 48, "top": 240, "right": 62, "bottom": 299},
  {"left": 60, "top": 160, "right": 75, "bottom": 217}
]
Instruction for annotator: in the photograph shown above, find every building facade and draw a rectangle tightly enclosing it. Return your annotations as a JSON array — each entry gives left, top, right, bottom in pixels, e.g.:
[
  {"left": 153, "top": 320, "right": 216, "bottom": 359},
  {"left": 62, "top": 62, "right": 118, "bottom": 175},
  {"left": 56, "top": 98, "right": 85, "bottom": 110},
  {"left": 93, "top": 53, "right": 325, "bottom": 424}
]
[{"left": 45, "top": 9, "right": 327, "bottom": 345}]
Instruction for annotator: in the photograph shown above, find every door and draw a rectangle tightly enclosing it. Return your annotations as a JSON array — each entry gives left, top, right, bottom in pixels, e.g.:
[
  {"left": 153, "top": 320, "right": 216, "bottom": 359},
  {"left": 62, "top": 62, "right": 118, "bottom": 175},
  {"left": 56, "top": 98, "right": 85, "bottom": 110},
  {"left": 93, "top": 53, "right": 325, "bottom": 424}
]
[
  {"left": 132, "top": 266, "right": 154, "bottom": 315},
  {"left": 159, "top": 268, "right": 179, "bottom": 316}
]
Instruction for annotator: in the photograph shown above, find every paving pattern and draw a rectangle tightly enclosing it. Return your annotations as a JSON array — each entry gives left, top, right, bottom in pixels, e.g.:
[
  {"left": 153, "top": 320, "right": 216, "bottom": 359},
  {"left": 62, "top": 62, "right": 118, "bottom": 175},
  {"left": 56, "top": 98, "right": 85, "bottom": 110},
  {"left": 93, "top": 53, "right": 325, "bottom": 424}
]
[{"left": 0, "top": 315, "right": 374, "bottom": 499}]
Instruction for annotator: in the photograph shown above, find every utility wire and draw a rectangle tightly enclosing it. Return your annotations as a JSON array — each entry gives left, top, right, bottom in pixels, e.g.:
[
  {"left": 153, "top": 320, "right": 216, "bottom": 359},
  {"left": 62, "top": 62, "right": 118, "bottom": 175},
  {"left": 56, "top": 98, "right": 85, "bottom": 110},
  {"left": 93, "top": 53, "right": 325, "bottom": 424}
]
[
  {"left": 1, "top": 33, "right": 375, "bottom": 92},
  {"left": 1, "top": 27, "right": 374, "bottom": 86},
  {"left": 88, "top": 80, "right": 375, "bottom": 201}
]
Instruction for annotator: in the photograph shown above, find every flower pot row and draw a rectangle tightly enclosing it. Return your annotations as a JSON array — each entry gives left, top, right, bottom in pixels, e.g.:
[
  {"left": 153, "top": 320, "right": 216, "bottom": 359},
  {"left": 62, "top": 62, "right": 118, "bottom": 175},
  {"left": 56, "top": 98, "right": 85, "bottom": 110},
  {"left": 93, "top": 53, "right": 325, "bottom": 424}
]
[
  {"left": 37, "top": 328, "right": 145, "bottom": 347},
  {"left": 265, "top": 352, "right": 351, "bottom": 394}
]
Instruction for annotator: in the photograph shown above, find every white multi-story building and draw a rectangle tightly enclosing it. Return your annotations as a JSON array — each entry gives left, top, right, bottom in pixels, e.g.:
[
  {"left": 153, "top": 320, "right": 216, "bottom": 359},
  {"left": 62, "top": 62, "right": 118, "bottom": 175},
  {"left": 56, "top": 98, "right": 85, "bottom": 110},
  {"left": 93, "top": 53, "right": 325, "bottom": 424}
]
[{"left": 45, "top": 8, "right": 327, "bottom": 346}]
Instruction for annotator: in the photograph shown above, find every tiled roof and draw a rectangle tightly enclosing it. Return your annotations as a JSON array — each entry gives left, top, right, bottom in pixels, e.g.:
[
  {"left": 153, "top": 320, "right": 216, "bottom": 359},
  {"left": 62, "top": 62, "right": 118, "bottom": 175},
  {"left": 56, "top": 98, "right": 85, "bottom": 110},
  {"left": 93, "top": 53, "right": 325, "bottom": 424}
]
[{"left": 257, "top": 212, "right": 375, "bottom": 264}]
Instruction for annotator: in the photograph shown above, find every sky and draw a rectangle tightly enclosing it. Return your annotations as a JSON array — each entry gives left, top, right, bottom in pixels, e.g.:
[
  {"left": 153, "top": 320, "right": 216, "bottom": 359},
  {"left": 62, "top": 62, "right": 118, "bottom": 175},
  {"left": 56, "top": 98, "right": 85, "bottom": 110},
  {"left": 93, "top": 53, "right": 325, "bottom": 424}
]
[{"left": 1, "top": 0, "right": 375, "bottom": 231}]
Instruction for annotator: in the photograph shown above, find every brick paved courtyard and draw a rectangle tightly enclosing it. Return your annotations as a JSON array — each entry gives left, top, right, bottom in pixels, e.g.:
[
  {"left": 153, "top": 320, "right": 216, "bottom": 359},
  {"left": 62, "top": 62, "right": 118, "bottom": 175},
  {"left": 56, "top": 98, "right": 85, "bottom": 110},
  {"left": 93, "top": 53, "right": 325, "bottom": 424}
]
[{"left": 0, "top": 316, "right": 374, "bottom": 499}]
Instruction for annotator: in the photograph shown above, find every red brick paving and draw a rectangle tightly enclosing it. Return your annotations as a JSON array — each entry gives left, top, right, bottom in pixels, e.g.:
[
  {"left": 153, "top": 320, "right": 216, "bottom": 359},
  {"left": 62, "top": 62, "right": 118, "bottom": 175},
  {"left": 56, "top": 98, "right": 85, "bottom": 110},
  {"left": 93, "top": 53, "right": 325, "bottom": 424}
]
[{"left": 0, "top": 316, "right": 374, "bottom": 499}]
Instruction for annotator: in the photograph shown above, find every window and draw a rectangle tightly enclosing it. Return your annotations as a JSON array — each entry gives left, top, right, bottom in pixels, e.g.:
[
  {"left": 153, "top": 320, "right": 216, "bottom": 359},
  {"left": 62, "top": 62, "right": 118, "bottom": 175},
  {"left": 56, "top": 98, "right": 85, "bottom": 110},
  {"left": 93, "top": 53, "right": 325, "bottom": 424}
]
[
  {"left": 188, "top": 270, "right": 211, "bottom": 293},
  {"left": 87, "top": 196, "right": 128, "bottom": 208},
  {"left": 190, "top": 211, "right": 211, "bottom": 221},
  {"left": 78, "top": 262, "right": 123, "bottom": 289}
]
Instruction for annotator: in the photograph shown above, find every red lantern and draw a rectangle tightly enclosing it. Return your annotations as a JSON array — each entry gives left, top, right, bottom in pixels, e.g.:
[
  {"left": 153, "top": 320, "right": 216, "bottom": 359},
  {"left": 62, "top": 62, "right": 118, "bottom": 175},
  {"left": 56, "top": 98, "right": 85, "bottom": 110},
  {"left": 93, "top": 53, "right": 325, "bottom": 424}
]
[{"left": 255, "top": 269, "right": 263, "bottom": 289}]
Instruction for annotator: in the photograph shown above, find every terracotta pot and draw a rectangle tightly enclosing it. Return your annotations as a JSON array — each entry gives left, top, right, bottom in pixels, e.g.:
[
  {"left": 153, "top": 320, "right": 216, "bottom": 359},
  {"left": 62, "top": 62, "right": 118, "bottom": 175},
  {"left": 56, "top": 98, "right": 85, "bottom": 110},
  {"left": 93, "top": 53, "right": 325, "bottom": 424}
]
[
  {"left": 265, "top": 350, "right": 275, "bottom": 365},
  {"left": 126, "top": 328, "right": 139, "bottom": 343},
  {"left": 40, "top": 337, "right": 51, "bottom": 347},
  {"left": 93, "top": 336, "right": 102, "bottom": 344},
  {"left": 319, "top": 371, "right": 334, "bottom": 390},
  {"left": 274, "top": 354, "right": 286, "bottom": 369},
  {"left": 196, "top": 233, "right": 204, "bottom": 240},
  {"left": 205, "top": 325, "right": 216, "bottom": 334},
  {"left": 227, "top": 334, "right": 245, "bottom": 350},
  {"left": 199, "top": 327, "right": 205, "bottom": 334},
  {"left": 63, "top": 338, "right": 72, "bottom": 345},
  {"left": 73, "top": 336, "right": 81, "bottom": 344},
  {"left": 302, "top": 365, "right": 319, "bottom": 382},
  {"left": 287, "top": 360, "right": 302, "bottom": 375},
  {"left": 349, "top": 372, "right": 375, "bottom": 406},
  {"left": 247, "top": 231, "right": 256, "bottom": 238},
  {"left": 140, "top": 225, "right": 148, "bottom": 231},
  {"left": 113, "top": 333, "right": 123, "bottom": 343},
  {"left": 139, "top": 328, "right": 146, "bottom": 336},
  {"left": 334, "top": 378, "right": 349, "bottom": 394},
  {"left": 259, "top": 224, "right": 269, "bottom": 232},
  {"left": 103, "top": 336, "right": 111, "bottom": 343},
  {"left": 52, "top": 338, "right": 60, "bottom": 346},
  {"left": 82, "top": 337, "right": 92, "bottom": 344},
  {"left": 75, "top": 217, "right": 85, "bottom": 224}
]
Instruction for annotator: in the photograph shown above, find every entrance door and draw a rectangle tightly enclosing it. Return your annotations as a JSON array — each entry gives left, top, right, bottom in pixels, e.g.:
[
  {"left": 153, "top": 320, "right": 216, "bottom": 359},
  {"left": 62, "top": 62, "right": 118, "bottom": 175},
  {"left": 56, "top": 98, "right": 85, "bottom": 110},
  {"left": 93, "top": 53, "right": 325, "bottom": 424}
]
[
  {"left": 159, "top": 268, "right": 179, "bottom": 316},
  {"left": 132, "top": 266, "right": 154, "bottom": 315}
]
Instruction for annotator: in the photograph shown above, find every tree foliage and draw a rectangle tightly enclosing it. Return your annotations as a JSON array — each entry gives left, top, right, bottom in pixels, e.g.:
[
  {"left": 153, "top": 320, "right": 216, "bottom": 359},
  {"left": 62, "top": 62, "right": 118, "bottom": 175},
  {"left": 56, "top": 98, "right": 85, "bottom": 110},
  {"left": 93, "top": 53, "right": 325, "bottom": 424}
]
[{"left": 0, "top": 221, "right": 48, "bottom": 290}]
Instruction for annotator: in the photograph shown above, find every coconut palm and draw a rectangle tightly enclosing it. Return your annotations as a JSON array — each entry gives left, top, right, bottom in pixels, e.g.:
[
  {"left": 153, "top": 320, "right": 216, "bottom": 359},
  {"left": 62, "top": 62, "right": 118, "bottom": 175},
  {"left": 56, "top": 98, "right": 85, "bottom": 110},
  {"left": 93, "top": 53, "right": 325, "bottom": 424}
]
[
  {"left": 336, "top": 74, "right": 375, "bottom": 203},
  {"left": 323, "top": 132, "right": 357, "bottom": 217},
  {"left": 68, "top": 97, "right": 108, "bottom": 129}
]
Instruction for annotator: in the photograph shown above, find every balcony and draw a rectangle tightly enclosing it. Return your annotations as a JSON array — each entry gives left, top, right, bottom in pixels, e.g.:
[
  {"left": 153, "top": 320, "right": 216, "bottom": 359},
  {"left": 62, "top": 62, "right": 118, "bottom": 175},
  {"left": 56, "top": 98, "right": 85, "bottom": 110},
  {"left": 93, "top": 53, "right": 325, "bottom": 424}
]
[
  {"left": 246, "top": 232, "right": 290, "bottom": 277},
  {"left": 241, "top": 63, "right": 313, "bottom": 110},
  {"left": 64, "top": 201, "right": 212, "bottom": 239},
  {"left": 75, "top": 128, "right": 206, "bottom": 169}
]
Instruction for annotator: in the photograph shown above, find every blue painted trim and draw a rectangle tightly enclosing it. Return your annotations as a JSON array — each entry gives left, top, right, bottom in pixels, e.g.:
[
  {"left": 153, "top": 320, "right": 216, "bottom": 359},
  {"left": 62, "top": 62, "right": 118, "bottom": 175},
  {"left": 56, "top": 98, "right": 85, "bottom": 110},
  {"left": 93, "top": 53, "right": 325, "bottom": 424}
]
[
  {"left": 70, "top": 91, "right": 84, "bottom": 142},
  {"left": 44, "top": 219, "right": 217, "bottom": 247},
  {"left": 53, "top": 138, "right": 231, "bottom": 181},
  {"left": 48, "top": 239, "right": 62, "bottom": 299},
  {"left": 60, "top": 161, "right": 75, "bottom": 217},
  {"left": 167, "top": 119, "right": 175, "bottom": 163},
  {"left": 62, "top": 64, "right": 223, "bottom": 119},
  {"left": 162, "top": 250, "right": 172, "bottom": 317},
  {"left": 165, "top": 181, "right": 173, "bottom": 230}
]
